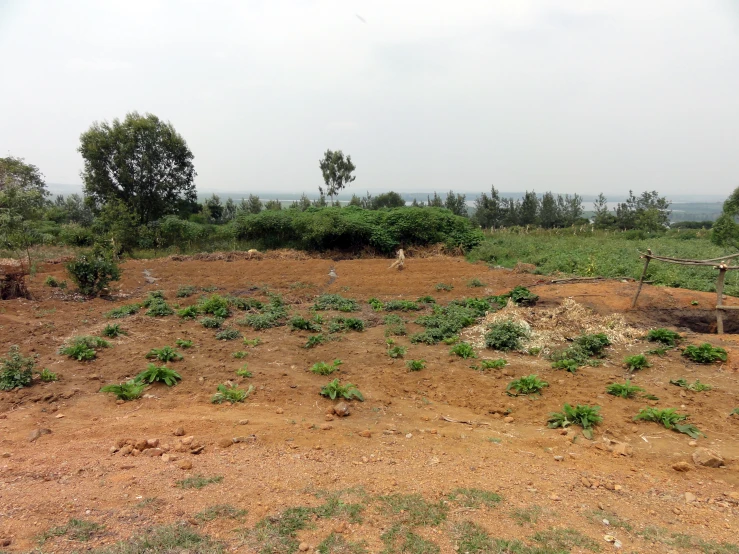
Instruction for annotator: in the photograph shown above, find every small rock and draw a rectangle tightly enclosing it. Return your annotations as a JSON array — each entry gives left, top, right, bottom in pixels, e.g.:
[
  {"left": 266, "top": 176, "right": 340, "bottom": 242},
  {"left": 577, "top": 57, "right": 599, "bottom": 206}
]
[
  {"left": 191, "top": 445, "right": 205, "bottom": 455},
  {"left": 218, "top": 438, "right": 234, "bottom": 448},
  {"left": 233, "top": 435, "right": 257, "bottom": 443},
  {"left": 333, "top": 402, "right": 350, "bottom": 417},
  {"left": 299, "top": 543, "right": 309, "bottom": 552},
  {"left": 1, "top": 452, "right": 10, "bottom": 458},
  {"left": 135, "top": 439, "right": 148, "bottom": 451},
  {"left": 55, "top": 413, "right": 64, "bottom": 419},
  {"left": 173, "top": 427, "right": 185, "bottom": 436},
  {"left": 612, "top": 442, "right": 632, "bottom": 457},
  {"left": 688, "top": 440, "right": 697, "bottom": 447},
  {"left": 181, "top": 436, "right": 194, "bottom": 445},
  {"left": 28, "top": 428, "right": 51, "bottom": 442},
  {"left": 503, "top": 416, "right": 514, "bottom": 423},
  {"left": 325, "top": 414, "right": 335, "bottom": 421},
  {"left": 143, "top": 448, "right": 163, "bottom": 457},
  {"left": 673, "top": 461, "right": 692, "bottom": 472},
  {"left": 1, "top": 538, "right": 11, "bottom": 547},
  {"left": 405, "top": 433, "right": 413, "bottom": 439},
  {"left": 553, "top": 455, "right": 564, "bottom": 462},
  {"left": 178, "top": 460, "right": 193, "bottom": 470},
  {"left": 119, "top": 445, "right": 133, "bottom": 456},
  {"left": 276, "top": 407, "right": 284, "bottom": 414},
  {"left": 320, "top": 423, "right": 333, "bottom": 431},
  {"left": 333, "top": 521, "right": 347, "bottom": 534},
  {"left": 146, "top": 438, "right": 159, "bottom": 448},
  {"left": 685, "top": 492, "right": 697, "bottom": 503},
  {"left": 692, "top": 447, "right": 724, "bottom": 468},
  {"left": 429, "top": 429, "right": 437, "bottom": 434},
  {"left": 358, "top": 430, "right": 372, "bottom": 438},
  {"left": 162, "top": 454, "right": 172, "bottom": 462},
  {"left": 581, "top": 477, "right": 592, "bottom": 487},
  {"left": 238, "top": 419, "right": 249, "bottom": 425},
  {"left": 550, "top": 494, "right": 561, "bottom": 501},
  {"left": 109, "top": 446, "right": 118, "bottom": 454}
]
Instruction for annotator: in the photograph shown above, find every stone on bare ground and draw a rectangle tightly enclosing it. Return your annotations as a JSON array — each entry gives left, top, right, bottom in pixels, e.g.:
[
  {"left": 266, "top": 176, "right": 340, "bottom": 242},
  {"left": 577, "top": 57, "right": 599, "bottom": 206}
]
[
  {"left": 299, "top": 543, "right": 309, "bottom": 552},
  {"left": 173, "top": 427, "right": 185, "bottom": 436},
  {"left": 178, "top": 460, "right": 193, "bottom": 470},
  {"left": 218, "top": 438, "right": 234, "bottom": 448},
  {"left": 673, "top": 461, "right": 692, "bottom": 472},
  {"left": 320, "top": 423, "right": 333, "bottom": 431},
  {"left": 358, "top": 430, "right": 372, "bottom": 438},
  {"left": 692, "top": 447, "right": 724, "bottom": 468},
  {"left": 333, "top": 402, "right": 350, "bottom": 417},
  {"left": 143, "top": 448, "right": 163, "bottom": 457},
  {"left": 28, "top": 428, "right": 51, "bottom": 442}
]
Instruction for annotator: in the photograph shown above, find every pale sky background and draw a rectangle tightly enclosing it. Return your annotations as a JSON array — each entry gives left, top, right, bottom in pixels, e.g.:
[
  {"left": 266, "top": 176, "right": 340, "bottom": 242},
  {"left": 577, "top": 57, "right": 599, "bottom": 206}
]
[{"left": 1, "top": 0, "right": 738, "bottom": 198}]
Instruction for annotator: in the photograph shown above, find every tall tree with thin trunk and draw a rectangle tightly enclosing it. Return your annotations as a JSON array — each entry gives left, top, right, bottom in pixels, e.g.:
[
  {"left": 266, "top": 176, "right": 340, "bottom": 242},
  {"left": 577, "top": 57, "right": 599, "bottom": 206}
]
[{"left": 318, "top": 150, "right": 356, "bottom": 206}]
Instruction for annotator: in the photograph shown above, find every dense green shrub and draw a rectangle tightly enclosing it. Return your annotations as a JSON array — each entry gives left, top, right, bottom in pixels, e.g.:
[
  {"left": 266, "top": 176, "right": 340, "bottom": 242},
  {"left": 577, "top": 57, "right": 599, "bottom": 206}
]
[
  {"left": 485, "top": 320, "right": 529, "bottom": 351},
  {"left": 65, "top": 248, "right": 121, "bottom": 296},
  {"left": 0, "top": 346, "right": 35, "bottom": 390}
]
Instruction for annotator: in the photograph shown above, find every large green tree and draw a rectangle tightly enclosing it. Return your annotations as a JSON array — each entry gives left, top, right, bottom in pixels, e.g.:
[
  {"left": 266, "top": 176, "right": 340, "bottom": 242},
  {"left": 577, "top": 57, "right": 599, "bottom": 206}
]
[
  {"left": 318, "top": 149, "right": 356, "bottom": 205},
  {"left": 78, "top": 112, "right": 196, "bottom": 224},
  {"left": 0, "top": 156, "right": 47, "bottom": 195},
  {"left": 0, "top": 157, "right": 47, "bottom": 260}
]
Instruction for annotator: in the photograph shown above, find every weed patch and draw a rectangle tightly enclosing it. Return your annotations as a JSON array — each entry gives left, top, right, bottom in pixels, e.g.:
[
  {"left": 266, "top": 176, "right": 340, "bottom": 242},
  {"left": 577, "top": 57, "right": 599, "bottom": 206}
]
[
  {"left": 59, "top": 336, "right": 110, "bottom": 361},
  {"left": 606, "top": 381, "right": 644, "bottom": 398},
  {"left": 406, "top": 359, "right": 426, "bottom": 371},
  {"left": 100, "top": 381, "right": 144, "bottom": 401},
  {"left": 215, "top": 328, "right": 242, "bottom": 341},
  {"left": 39, "top": 518, "right": 103, "bottom": 543},
  {"left": 311, "top": 360, "right": 343, "bottom": 375},
  {"left": 507, "top": 375, "right": 548, "bottom": 396},
  {"left": 379, "top": 493, "right": 448, "bottom": 526},
  {"left": 447, "top": 488, "right": 502, "bottom": 508},
  {"left": 548, "top": 404, "right": 602, "bottom": 439},
  {"left": 146, "top": 346, "right": 182, "bottom": 362},
  {"left": 105, "top": 303, "right": 141, "bottom": 318},
  {"left": 102, "top": 323, "right": 126, "bottom": 337},
  {"left": 485, "top": 320, "right": 529, "bottom": 351},
  {"left": 0, "top": 345, "right": 35, "bottom": 390},
  {"left": 450, "top": 342, "right": 476, "bottom": 359},
  {"left": 134, "top": 364, "right": 181, "bottom": 386},
  {"left": 315, "top": 294, "right": 358, "bottom": 312},
  {"left": 176, "top": 475, "right": 224, "bottom": 489},
  {"left": 387, "top": 345, "right": 407, "bottom": 358},
  {"left": 320, "top": 379, "right": 364, "bottom": 401},
  {"left": 381, "top": 525, "right": 439, "bottom": 554},
  {"left": 624, "top": 354, "right": 651, "bottom": 372},
  {"left": 194, "top": 504, "right": 247, "bottom": 522},
  {"left": 647, "top": 328, "right": 682, "bottom": 346},
  {"left": 634, "top": 407, "right": 704, "bottom": 438},
  {"left": 670, "top": 378, "right": 712, "bottom": 392},
  {"left": 211, "top": 383, "right": 254, "bottom": 404}
]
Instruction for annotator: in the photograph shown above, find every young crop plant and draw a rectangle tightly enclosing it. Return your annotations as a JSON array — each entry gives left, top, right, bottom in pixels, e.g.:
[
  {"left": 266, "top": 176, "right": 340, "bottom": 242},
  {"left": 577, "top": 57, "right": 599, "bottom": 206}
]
[
  {"left": 387, "top": 345, "right": 407, "bottom": 359},
  {"left": 574, "top": 333, "right": 611, "bottom": 358},
  {"left": 176, "top": 305, "right": 200, "bottom": 319},
  {"left": 146, "top": 346, "right": 183, "bottom": 362},
  {"left": 197, "top": 294, "right": 230, "bottom": 318},
  {"left": 442, "top": 335, "right": 459, "bottom": 345},
  {"left": 478, "top": 359, "right": 507, "bottom": 370},
  {"left": 290, "top": 316, "right": 322, "bottom": 332},
  {"left": 417, "top": 295, "right": 436, "bottom": 304},
  {"left": 551, "top": 358, "right": 580, "bottom": 372},
  {"left": 314, "top": 294, "right": 358, "bottom": 312},
  {"left": 383, "top": 314, "right": 406, "bottom": 336},
  {"left": 200, "top": 316, "right": 225, "bottom": 329},
  {"left": 450, "top": 342, "right": 477, "bottom": 359},
  {"left": 384, "top": 300, "right": 421, "bottom": 311},
  {"left": 646, "top": 328, "right": 682, "bottom": 347},
  {"left": 38, "top": 368, "right": 58, "bottom": 382},
  {"left": 236, "top": 365, "right": 252, "bottom": 378},
  {"left": 435, "top": 282, "right": 454, "bottom": 291},
  {"left": 211, "top": 383, "right": 254, "bottom": 404},
  {"left": 647, "top": 345, "right": 671, "bottom": 356},
  {"left": 143, "top": 292, "right": 174, "bottom": 317},
  {"left": 624, "top": 354, "right": 651, "bottom": 372},
  {"left": 670, "top": 378, "right": 712, "bottom": 392},
  {"left": 102, "top": 323, "right": 126, "bottom": 338},
  {"left": 507, "top": 375, "right": 548, "bottom": 396},
  {"left": 44, "top": 275, "right": 61, "bottom": 287},
  {"left": 606, "top": 380, "right": 644, "bottom": 398},
  {"left": 406, "top": 359, "right": 426, "bottom": 371},
  {"left": 310, "top": 360, "right": 343, "bottom": 375},
  {"left": 467, "top": 278, "right": 485, "bottom": 288},
  {"left": 328, "top": 317, "right": 366, "bottom": 333},
  {"left": 320, "top": 379, "right": 364, "bottom": 401},
  {"left": 243, "top": 337, "right": 262, "bottom": 347},
  {"left": 175, "top": 338, "right": 194, "bottom": 348},
  {"left": 232, "top": 351, "right": 247, "bottom": 359},
  {"left": 305, "top": 334, "right": 330, "bottom": 349},
  {"left": 682, "top": 343, "right": 728, "bottom": 364},
  {"left": 484, "top": 320, "right": 529, "bottom": 351},
  {"left": 176, "top": 284, "right": 197, "bottom": 298},
  {"left": 59, "top": 336, "right": 110, "bottom": 361},
  {"left": 134, "top": 364, "right": 182, "bottom": 386},
  {"left": 0, "top": 345, "right": 35, "bottom": 390},
  {"left": 100, "top": 381, "right": 144, "bottom": 401},
  {"left": 368, "top": 297, "right": 384, "bottom": 311},
  {"left": 548, "top": 404, "right": 603, "bottom": 439},
  {"left": 634, "top": 407, "right": 704, "bottom": 438},
  {"left": 105, "top": 303, "right": 140, "bottom": 318},
  {"left": 215, "top": 328, "right": 242, "bottom": 341}
]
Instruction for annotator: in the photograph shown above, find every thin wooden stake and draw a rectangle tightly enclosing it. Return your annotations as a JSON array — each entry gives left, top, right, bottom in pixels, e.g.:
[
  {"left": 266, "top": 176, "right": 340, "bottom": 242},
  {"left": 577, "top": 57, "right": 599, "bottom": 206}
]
[
  {"left": 716, "top": 266, "right": 727, "bottom": 334},
  {"left": 631, "top": 249, "right": 652, "bottom": 308}
]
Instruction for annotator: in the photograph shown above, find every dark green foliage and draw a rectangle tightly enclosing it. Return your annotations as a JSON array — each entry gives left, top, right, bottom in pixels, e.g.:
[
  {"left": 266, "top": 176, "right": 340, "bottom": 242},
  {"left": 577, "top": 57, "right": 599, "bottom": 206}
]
[
  {"left": 548, "top": 404, "right": 603, "bottom": 439},
  {"left": 417, "top": 295, "right": 436, "bottom": 304},
  {"left": 646, "top": 328, "right": 682, "bottom": 346},
  {"left": 305, "top": 334, "right": 330, "bottom": 348},
  {"left": 320, "top": 379, "right": 364, "bottom": 401},
  {"left": 634, "top": 407, "right": 704, "bottom": 438},
  {"left": 59, "top": 336, "right": 110, "bottom": 361},
  {"left": 447, "top": 488, "right": 502, "bottom": 508},
  {"left": 142, "top": 292, "right": 174, "bottom": 317},
  {"left": 200, "top": 316, "right": 225, "bottom": 329},
  {"left": 44, "top": 276, "right": 66, "bottom": 288},
  {"left": 495, "top": 286, "right": 539, "bottom": 307},
  {"left": 311, "top": 359, "right": 343, "bottom": 375},
  {"left": 102, "top": 323, "right": 126, "bottom": 337},
  {"left": 606, "top": 381, "right": 644, "bottom": 398},
  {"left": 0, "top": 345, "right": 35, "bottom": 390},
  {"left": 669, "top": 378, "right": 712, "bottom": 392},
  {"left": 574, "top": 333, "right": 611, "bottom": 358},
  {"left": 477, "top": 359, "right": 507, "bottom": 370},
  {"left": 384, "top": 314, "right": 407, "bottom": 336},
  {"left": 450, "top": 342, "right": 476, "bottom": 359},
  {"left": 314, "top": 294, "right": 359, "bottom": 312},
  {"left": 146, "top": 346, "right": 182, "bottom": 362},
  {"left": 177, "top": 305, "right": 200, "bottom": 319},
  {"left": 328, "top": 317, "right": 365, "bottom": 333},
  {"left": 682, "top": 343, "right": 728, "bottom": 363},
  {"left": 368, "top": 297, "right": 384, "bottom": 311},
  {"left": 198, "top": 294, "right": 230, "bottom": 318},
  {"left": 384, "top": 300, "right": 421, "bottom": 311},
  {"left": 100, "top": 381, "right": 144, "bottom": 401},
  {"left": 507, "top": 375, "right": 548, "bottom": 396},
  {"left": 227, "top": 296, "right": 263, "bottom": 311},
  {"left": 485, "top": 320, "right": 529, "bottom": 351},
  {"left": 435, "top": 282, "right": 453, "bottom": 291},
  {"left": 134, "top": 364, "right": 181, "bottom": 386},
  {"left": 237, "top": 295, "right": 288, "bottom": 330},
  {"left": 290, "top": 316, "right": 322, "bottom": 332},
  {"left": 176, "top": 284, "right": 197, "bottom": 298},
  {"left": 411, "top": 304, "right": 478, "bottom": 345},
  {"left": 624, "top": 354, "right": 651, "bottom": 372},
  {"left": 467, "top": 278, "right": 485, "bottom": 288},
  {"left": 105, "top": 303, "right": 140, "bottom": 318},
  {"left": 65, "top": 248, "right": 121, "bottom": 296},
  {"left": 211, "top": 383, "right": 253, "bottom": 404},
  {"left": 215, "top": 328, "right": 242, "bottom": 341},
  {"left": 405, "top": 359, "right": 426, "bottom": 371},
  {"left": 387, "top": 345, "right": 407, "bottom": 358},
  {"left": 176, "top": 475, "right": 224, "bottom": 489},
  {"left": 176, "top": 338, "right": 194, "bottom": 348}
]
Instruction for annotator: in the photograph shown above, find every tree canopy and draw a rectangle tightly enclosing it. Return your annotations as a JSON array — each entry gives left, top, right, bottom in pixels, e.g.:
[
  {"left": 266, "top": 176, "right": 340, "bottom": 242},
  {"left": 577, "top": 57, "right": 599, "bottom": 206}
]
[
  {"left": 318, "top": 150, "right": 356, "bottom": 205},
  {"left": 78, "top": 112, "right": 196, "bottom": 224},
  {"left": 0, "top": 156, "right": 47, "bottom": 195}
]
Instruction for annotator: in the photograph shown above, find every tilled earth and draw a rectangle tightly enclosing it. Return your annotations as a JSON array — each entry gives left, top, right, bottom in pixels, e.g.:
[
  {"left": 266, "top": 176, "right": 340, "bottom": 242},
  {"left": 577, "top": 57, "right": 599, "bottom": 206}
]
[{"left": 1, "top": 255, "right": 738, "bottom": 553}]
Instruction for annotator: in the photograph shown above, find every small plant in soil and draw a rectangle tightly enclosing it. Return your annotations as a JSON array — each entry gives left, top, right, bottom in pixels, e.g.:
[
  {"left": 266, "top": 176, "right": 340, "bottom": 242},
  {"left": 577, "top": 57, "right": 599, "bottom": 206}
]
[
  {"left": 311, "top": 360, "right": 343, "bottom": 375},
  {"left": 243, "top": 337, "right": 262, "bottom": 347},
  {"left": 634, "top": 407, "right": 703, "bottom": 438},
  {"left": 387, "top": 345, "right": 407, "bottom": 359},
  {"left": 236, "top": 365, "right": 252, "bottom": 378},
  {"left": 467, "top": 278, "right": 485, "bottom": 288},
  {"left": 647, "top": 345, "right": 670, "bottom": 356},
  {"left": 548, "top": 404, "right": 602, "bottom": 439},
  {"left": 574, "top": 333, "right": 611, "bottom": 358},
  {"left": 328, "top": 317, "right": 366, "bottom": 333},
  {"left": 485, "top": 320, "right": 529, "bottom": 351},
  {"left": 447, "top": 488, "right": 502, "bottom": 508},
  {"left": 144, "top": 297, "right": 174, "bottom": 317},
  {"left": 507, "top": 375, "right": 548, "bottom": 396},
  {"left": 59, "top": 336, "right": 110, "bottom": 361},
  {"left": 314, "top": 294, "right": 359, "bottom": 312},
  {"left": 383, "top": 314, "right": 407, "bottom": 336},
  {"left": 406, "top": 359, "right": 426, "bottom": 371},
  {"left": 682, "top": 343, "right": 728, "bottom": 364},
  {"left": 211, "top": 383, "right": 254, "bottom": 404},
  {"left": 102, "top": 323, "right": 126, "bottom": 338},
  {"left": 435, "top": 282, "right": 453, "bottom": 291},
  {"left": 479, "top": 359, "right": 507, "bottom": 370},
  {"left": 305, "top": 334, "right": 330, "bottom": 348},
  {"left": 195, "top": 504, "right": 247, "bottom": 522},
  {"left": 198, "top": 294, "right": 230, "bottom": 318},
  {"left": 0, "top": 345, "right": 35, "bottom": 390},
  {"left": 670, "top": 378, "right": 712, "bottom": 392},
  {"left": 232, "top": 351, "right": 247, "bottom": 359},
  {"left": 105, "top": 303, "right": 140, "bottom": 318},
  {"left": 450, "top": 342, "right": 476, "bottom": 359},
  {"left": 368, "top": 297, "right": 384, "bottom": 311},
  {"left": 176, "top": 284, "right": 197, "bottom": 298},
  {"left": 176, "top": 475, "right": 224, "bottom": 489},
  {"left": 290, "top": 316, "right": 322, "bottom": 332},
  {"left": 417, "top": 295, "right": 436, "bottom": 304},
  {"left": 39, "top": 518, "right": 104, "bottom": 543},
  {"left": 134, "top": 364, "right": 182, "bottom": 386},
  {"left": 646, "top": 328, "right": 682, "bottom": 347},
  {"left": 175, "top": 338, "right": 194, "bottom": 348},
  {"left": 177, "top": 305, "right": 200, "bottom": 319},
  {"left": 215, "top": 328, "right": 242, "bottom": 341},
  {"left": 38, "top": 368, "right": 58, "bottom": 382},
  {"left": 320, "top": 379, "right": 364, "bottom": 401},
  {"left": 606, "top": 381, "right": 644, "bottom": 398},
  {"left": 200, "top": 316, "right": 225, "bottom": 329},
  {"left": 100, "top": 381, "right": 144, "bottom": 401},
  {"left": 624, "top": 354, "right": 651, "bottom": 372},
  {"left": 442, "top": 336, "right": 459, "bottom": 345},
  {"left": 384, "top": 300, "right": 421, "bottom": 311},
  {"left": 146, "top": 346, "right": 183, "bottom": 362}
]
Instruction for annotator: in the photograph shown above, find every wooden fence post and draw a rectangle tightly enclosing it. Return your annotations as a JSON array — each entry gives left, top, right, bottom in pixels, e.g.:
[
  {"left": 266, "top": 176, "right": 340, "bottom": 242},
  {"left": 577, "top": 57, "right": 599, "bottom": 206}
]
[
  {"left": 716, "top": 265, "right": 727, "bottom": 334},
  {"left": 631, "top": 249, "right": 652, "bottom": 308}
]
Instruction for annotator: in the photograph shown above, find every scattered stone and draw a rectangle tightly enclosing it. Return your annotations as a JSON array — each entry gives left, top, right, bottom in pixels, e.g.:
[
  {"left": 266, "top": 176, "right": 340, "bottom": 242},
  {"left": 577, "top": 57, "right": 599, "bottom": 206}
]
[
  {"left": 120, "top": 445, "right": 133, "bottom": 456},
  {"left": 28, "top": 428, "right": 51, "bottom": 442},
  {"left": 612, "top": 442, "right": 633, "bottom": 457},
  {"left": 276, "top": 407, "right": 284, "bottom": 414},
  {"left": 1, "top": 452, "right": 10, "bottom": 458},
  {"left": 135, "top": 439, "right": 148, "bottom": 451},
  {"left": 162, "top": 454, "right": 173, "bottom": 462},
  {"left": 1, "top": 538, "right": 11, "bottom": 547},
  {"left": 191, "top": 445, "right": 205, "bottom": 455},
  {"left": 430, "top": 429, "right": 437, "bottom": 434},
  {"left": 581, "top": 477, "right": 592, "bottom": 487},
  {"left": 143, "top": 448, "right": 163, "bottom": 457},
  {"left": 178, "top": 460, "right": 193, "bottom": 470},
  {"left": 405, "top": 433, "right": 413, "bottom": 439},
  {"left": 233, "top": 435, "right": 257, "bottom": 443},
  {"left": 673, "top": 461, "right": 692, "bottom": 472},
  {"left": 109, "top": 446, "right": 118, "bottom": 454},
  {"left": 218, "top": 438, "right": 234, "bottom": 448},
  {"left": 685, "top": 492, "right": 697, "bottom": 503},
  {"left": 550, "top": 494, "right": 561, "bottom": 501},
  {"left": 238, "top": 419, "right": 249, "bottom": 425},
  {"left": 553, "top": 455, "right": 564, "bottom": 462},
  {"left": 146, "top": 438, "right": 159, "bottom": 448},
  {"left": 325, "top": 414, "right": 335, "bottom": 421},
  {"left": 358, "top": 430, "right": 372, "bottom": 438},
  {"left": 55, "top": 413, "right": 64, "bottom": 419},
  {"left": 320, "top": 424, "right": 333, "bottom": 431},
  {"left": 333, "top": 402, "right": 350, "bottom": 417},
  {"left": 173, "top": 427, "right": 185, "bottom": 436},
  {"left": 688, "top": 440, "right": 697, "bottom": 447},
  {"left": 181, "top": 436, "right": 194, "bottom": 446},
  {"left": 693, "top": 447, "right": 724, "bottom": 468},
  {"left": 299, "top": 543, "right": 309, "bottom": 552}
]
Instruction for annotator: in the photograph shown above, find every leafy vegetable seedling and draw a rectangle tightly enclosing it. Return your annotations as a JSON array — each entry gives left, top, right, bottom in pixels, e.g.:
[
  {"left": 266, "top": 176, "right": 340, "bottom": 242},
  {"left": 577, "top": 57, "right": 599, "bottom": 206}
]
[
  {"left": 634, "top": 407, "right": 703, "bottom": 438},
  {"left": 134, "top": 364, "right": 182, "bottom": 386},
  {"left": 682, "top": 343, "right": 727, "bottom": 364},
  {"left": 606, "top": 381, "right": 644, "bottom": 398},
  {"left": 100, "top": 381, "right": 144, "bottom": 401},
  {"left": 507, "top": 375, "right": 548, "bottom": 396},
  {"left": 320, "top": 379, "right": 364, "bottom": 401},
  {"left": 624, "top": 354, "right": 650, "bottom": 372},
  {"left": 146, "top": 346, "right": 183, "bottom": 363},
  {"left": 405, "top": 359, "right": 426, "bottom": 371},
  {"left": 310, "top": 360, "right": 343, "bottom": 375},
  {"left": 211, "top": 383, "right": 253, "bottom": 404},
  {"left": 548, "top": 404, "right": 602, "bottom": 439}
]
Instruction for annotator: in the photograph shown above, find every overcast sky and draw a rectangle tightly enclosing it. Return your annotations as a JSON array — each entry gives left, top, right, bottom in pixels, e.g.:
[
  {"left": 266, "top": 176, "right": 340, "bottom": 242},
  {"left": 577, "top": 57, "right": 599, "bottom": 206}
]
[{"left": 1, "top": 1, "right": 738, "bottom": 197}]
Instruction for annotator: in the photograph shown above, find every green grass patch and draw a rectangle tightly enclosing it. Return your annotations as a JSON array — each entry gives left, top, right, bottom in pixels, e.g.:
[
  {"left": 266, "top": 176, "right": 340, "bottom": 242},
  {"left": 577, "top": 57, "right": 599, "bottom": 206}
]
[{"left": 176, "top": 475, "right": 224, "bottom": 489}]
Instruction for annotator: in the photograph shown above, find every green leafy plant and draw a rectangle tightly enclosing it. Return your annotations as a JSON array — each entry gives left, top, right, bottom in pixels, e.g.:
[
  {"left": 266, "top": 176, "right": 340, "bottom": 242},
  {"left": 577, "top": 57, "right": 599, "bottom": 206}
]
[
  {"left": 548, "top": 404, "right": 603, "bottom": 439},
  {"left": 507, "top": 375, "right": 548, "bottom": 396},
  {"left": 236, "top": 365, "right": 252, "bottom": 378},
  {"left": 467, "top": 278, "right": 485, "bottom": 288},
  {"left": 0, "top": 345, "right": 35, "bottom": 390},
  {"left": 682, "top": 343, "right": 728, "bottom": 363},
  {"left": 59, "top": 336, "right": 110, "bottom": 361},
  {"left": 417, "top": 295, "right": 436, "bottom": 304},
  {"left": 176, "top": 338, "right": 194, "bottom": 348},
  {"left": 44, "top": 276, "right": 67, "bottom": 288},
  {"left": 198, "top": 294, "right": 230, "bottom": 318},
  {"left": 647, "top": 345, "right": 670, "bottom": 356},
  {"left": 38, "top": 368, "right": 58, "bottom": 382},
  {"left": 39, "top": 518, "right": 104, "bottom": 543},
  {"left": 450, "top": 342, "right": 476, "bottom": 359},
  {"left": 646, "top": 328, "right": 682, "bottom": 347},
  {"left": 176, "top": 475, "right": 224, "bottom": 489},
  {"left": 551, "top": 358, "right": 580, "bottom": 372},
  {"left": 442, "top": 335, "right": 459, "bottom": 345},
  {"left": 624, "top": 354, "right": 651, "bottom": 372},
  {"left": 314, "top": 294, "right": 358, "bottom": 312},
  {"left": 387, "top": 345, "right": 407, "bottom": 359},
  {"left": 405, "top": 359, "right": 426, "bottom": 371},
  {"left": 102, "top": 323, "right": 126, "bottom": 338},
  {"left": 670, "top": 378, "right": 712, "bottom": 392},
  {"left": 311, "top": 359, "right": 343, "bottom": 375},
  {"left": 211, "top": 383, "right": 254, "bottom": 404},
  {"left": 142, "top": 291, "right": 174, "bottom": 317},
  {"left": 384, "top": 300, "right": 421, "bottom": 311},
  {"left": 176, "top": 284, "right": 197, "bottom": 298},
  {"left": 200, "top": 316, "right": 225, "bottom": 329},
  {"left": 435, "top": 282, "right": 453, "bottom": 291},
  {"left": 383, "top": 314, "right": 406, "bottom": 336},
  {"left": 634, "top": 407, "right": 704, "bottom": 438},
  {"left": 232, "top": 351, "right": 247, "bottom": 359},
  {"left": 305, "top": 334, "right": 330, "bottom": 348},
  {"left": 215, "top": 328, "right": 242, "bottom": 341},
  {"left": 328, "top": 317, "right": 366, "bottom": 333},
  {"left": 177, "top": 305, "right": 200, "bottom": 319},
  {"left": 243, "top": 337, "right": 262, "bottom": 347},
  {"left": 65, "top": 249, "right": 121, "bottom": 296},
  {"left": 134, "top": 364, "right": 182, "bottom": 386},
  {"left": 484, "top": 320, "right": 529, "bottom": 351},
  {"left": 146, "top": 346, "right": 183, "bottom": 362},
  {"left": 574, "top": 333, "right": 611, "bottom": 358},
  {"left": 100, "top": 381, "right": 144, "bottom": 401},
  {"left": 105, "top": 303, "right": 140, "bottom": 318},
  {"left": 479, "top": 358, "right": 507, "bottom": 370},
  {"left": 368, "top": 297, "right": 384, "bottom": 311},
  {"left": 606, "top": 380, "right": 644, "bottom": 398},
  {"left": 290, "top": 316, "right": 322, "bottom": 332},
  {"left": 447, "top": 488, "right": 501, "bottom": 508},
  {"left": 320, "top": 379, "right": 364, "bottom": 401}
]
